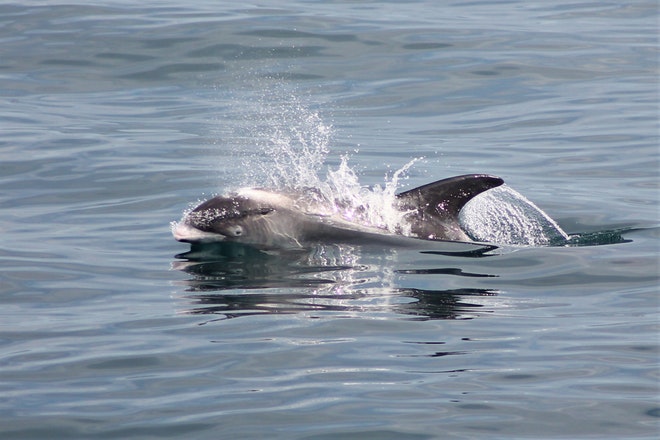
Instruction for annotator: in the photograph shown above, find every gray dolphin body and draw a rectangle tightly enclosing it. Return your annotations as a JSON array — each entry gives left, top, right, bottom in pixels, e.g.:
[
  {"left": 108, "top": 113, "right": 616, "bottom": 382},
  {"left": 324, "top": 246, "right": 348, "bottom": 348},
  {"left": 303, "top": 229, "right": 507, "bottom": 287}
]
[{"left": 172, "top": 174, "right": 504, "bottom": 250}]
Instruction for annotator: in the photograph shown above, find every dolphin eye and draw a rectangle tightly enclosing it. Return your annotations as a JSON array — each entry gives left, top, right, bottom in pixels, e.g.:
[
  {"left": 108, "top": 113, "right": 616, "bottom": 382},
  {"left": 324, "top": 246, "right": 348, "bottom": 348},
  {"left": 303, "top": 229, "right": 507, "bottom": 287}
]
[{"left": 223, "top": 225, "right": 243, "bottom": 237}]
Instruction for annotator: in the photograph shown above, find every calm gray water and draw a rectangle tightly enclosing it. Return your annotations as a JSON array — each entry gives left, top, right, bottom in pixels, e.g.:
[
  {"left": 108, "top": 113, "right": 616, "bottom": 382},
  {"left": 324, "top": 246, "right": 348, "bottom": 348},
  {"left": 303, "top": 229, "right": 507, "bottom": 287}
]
[{"left": 1, "top": 1, "right": 658, "bottom": 439}]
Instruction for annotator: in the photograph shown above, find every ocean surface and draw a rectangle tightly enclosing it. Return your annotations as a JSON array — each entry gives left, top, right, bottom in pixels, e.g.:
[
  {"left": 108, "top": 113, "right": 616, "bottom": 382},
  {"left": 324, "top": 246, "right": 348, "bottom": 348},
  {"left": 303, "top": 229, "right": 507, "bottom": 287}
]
[{"left": 1, "top": 1, "right": 658, "bottom": 439}]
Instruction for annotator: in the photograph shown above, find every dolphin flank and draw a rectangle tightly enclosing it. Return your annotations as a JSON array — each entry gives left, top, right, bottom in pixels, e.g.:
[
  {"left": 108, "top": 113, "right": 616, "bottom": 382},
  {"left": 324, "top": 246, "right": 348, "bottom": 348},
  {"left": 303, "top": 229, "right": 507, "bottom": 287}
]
[{"left": 172, "top": 174, "right": 504, "bottom": 250}]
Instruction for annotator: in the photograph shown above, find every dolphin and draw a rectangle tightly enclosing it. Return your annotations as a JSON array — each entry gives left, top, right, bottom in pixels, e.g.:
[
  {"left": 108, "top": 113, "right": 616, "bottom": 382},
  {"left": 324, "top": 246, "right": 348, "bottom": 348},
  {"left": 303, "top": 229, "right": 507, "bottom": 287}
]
[{"left": 172, "top": 174, "right": 504, "bottom": 250}]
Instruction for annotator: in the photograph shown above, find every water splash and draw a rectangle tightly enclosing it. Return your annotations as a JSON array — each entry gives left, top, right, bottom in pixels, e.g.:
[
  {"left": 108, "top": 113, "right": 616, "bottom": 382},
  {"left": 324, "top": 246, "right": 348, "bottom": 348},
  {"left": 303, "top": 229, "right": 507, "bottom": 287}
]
[
  {"left": 216, "top": 81, "right": 584, "bottom": 247},
  {"left": 222, "top": 76, "right": 332, "bottom": 190},
  {"left": 224, "top": 79, "right": 418, "bottom": 234},
  {"left": 259, "top": 104, "right": 332, "bottom": 190},
  {"left": 460, "top": 185, "right": 570, "bottom": 246},
  {"left": 314, "top": 155, "right": 420, "bottom": 235}
]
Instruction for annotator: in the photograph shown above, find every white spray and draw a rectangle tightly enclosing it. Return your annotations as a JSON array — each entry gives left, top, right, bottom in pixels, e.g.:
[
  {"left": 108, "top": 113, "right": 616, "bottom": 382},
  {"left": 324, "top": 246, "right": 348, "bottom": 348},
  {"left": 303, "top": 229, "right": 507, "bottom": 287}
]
[
  {"left": 225, "top": 80, "right": 417, "bottom": 235},
  {"left": 460, "top": 185, "right": 569, "bottom": 246},
  {"left": 217, "top": 79, "right": 568, "bottom": 246}
]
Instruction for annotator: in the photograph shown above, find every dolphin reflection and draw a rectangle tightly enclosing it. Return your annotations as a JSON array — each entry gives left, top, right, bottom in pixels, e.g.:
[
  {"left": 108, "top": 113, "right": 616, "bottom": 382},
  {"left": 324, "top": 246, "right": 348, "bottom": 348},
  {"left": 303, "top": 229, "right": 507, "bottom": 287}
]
[{"left": 172, "top": 242, "right": 500, "bottom": 322}]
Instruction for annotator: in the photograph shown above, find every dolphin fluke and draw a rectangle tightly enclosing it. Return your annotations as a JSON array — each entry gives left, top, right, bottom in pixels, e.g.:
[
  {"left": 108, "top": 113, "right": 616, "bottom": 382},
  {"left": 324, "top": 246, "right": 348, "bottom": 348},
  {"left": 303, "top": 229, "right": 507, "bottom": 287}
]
[{"left": 396, "top": 174, "right": 504, "bottom": 241}]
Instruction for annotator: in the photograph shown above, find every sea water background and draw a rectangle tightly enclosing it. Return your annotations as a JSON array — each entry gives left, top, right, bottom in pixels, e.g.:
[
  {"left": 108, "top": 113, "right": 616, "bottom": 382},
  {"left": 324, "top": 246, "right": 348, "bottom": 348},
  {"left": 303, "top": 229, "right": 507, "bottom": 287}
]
[{"left": 1, "top": 1, "right": 658, "bottom": 439}]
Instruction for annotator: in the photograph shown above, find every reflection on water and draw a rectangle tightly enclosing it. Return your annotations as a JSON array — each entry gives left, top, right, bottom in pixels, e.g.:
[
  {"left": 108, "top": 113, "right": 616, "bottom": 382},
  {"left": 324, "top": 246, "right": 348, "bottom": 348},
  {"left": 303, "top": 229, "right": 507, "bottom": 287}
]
[
  {"left": 183, "top": 287, "right": 498, "bottom": 323},
  {"left": 172, "top": 242, "right": 500, "bottom": 321}
]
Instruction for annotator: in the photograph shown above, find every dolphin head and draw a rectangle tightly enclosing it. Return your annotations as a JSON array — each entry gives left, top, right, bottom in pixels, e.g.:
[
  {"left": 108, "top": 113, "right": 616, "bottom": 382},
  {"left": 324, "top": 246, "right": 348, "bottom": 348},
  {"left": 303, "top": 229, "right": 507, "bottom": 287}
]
[{"left": 172, "top": 190, "right": 302, "bottom": 249}]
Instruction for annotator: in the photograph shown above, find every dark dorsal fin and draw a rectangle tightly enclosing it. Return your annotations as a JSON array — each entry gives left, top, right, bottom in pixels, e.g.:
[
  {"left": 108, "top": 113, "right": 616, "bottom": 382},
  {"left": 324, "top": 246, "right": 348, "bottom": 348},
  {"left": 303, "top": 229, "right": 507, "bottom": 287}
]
[{"left": 396, "top": 174, "right": 504, "bottom": 217}]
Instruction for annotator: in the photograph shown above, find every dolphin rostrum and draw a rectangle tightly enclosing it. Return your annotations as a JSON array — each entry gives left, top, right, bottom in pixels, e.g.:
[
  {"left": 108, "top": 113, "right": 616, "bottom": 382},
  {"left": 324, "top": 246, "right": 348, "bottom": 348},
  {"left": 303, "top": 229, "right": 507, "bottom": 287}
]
[{"left": 172, "top": 174, "right": 504, "bottom": 250}]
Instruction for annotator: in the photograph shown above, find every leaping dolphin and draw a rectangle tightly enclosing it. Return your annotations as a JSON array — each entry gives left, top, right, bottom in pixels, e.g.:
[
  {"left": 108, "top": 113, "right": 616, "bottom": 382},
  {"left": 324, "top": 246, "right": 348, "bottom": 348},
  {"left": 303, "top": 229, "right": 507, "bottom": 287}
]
[{"left": 172, "top": 174, "right": 504, "bottom": 250}]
